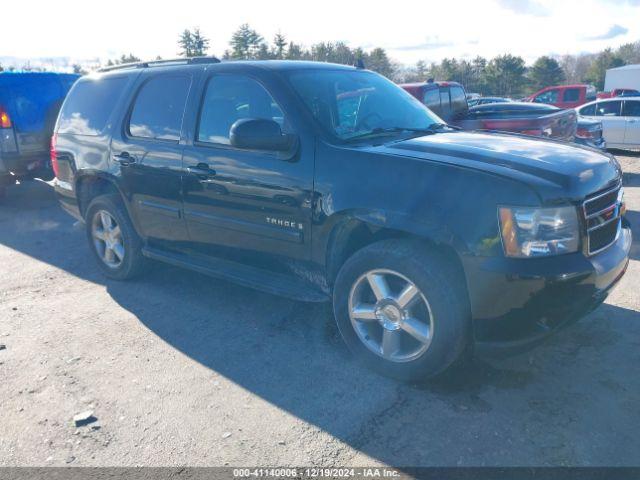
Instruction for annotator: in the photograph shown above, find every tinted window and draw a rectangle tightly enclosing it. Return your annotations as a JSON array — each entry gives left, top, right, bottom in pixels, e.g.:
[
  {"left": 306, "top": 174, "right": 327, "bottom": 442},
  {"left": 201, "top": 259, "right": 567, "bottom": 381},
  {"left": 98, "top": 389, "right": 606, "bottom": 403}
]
[
  {"left": 580, "top": 104, "right": 596, "bottom": 116},
  {"left": 198, "top": 75, "right": 285, "bottom": 145},
  {"left": 439, "top": 89, "right": 451, "bottom": 118},
  {"left": 563, "top": 88, "right": 580, "bottom": 102},
  {"left": 128, "top": 75, "right": 190, "bottom": 141},
  {"left": 596, "top": 101, "right": 622, "bottom": 117},
  {"left": 58, "top": 77, "right": 127, "bottom": 136},
  {"left": 450, "top": 86, "right": 468, "bottom": 117},
  {"left": 534, "top": 90, "right": 559, "bottom": 104},
  {"left": 423, "top": 88, "right": 440, "bottom": 109},
  {"left": 623, "top": 100, "right": 640, "bottom": 116}
]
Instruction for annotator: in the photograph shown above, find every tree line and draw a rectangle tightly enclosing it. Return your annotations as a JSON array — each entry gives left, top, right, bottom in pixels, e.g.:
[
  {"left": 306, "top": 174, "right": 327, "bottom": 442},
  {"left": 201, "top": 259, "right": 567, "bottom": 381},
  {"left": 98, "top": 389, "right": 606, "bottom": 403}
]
[
  {"left": 176, "top": 25, "right": 639, "bottom": 96},
  {"left": 3, "top": 24, "right": 638, "bottom": 97}
]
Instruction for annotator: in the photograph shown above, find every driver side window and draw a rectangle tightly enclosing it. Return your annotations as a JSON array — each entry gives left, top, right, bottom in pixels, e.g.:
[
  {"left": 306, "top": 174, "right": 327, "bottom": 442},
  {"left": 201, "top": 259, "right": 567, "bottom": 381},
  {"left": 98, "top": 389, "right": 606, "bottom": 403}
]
[
  {"left": 535, "top": 90, "right": 559, "bottom": 104},
  {"left": 197, "top": 75, "right": 286, "bottom": 145}
]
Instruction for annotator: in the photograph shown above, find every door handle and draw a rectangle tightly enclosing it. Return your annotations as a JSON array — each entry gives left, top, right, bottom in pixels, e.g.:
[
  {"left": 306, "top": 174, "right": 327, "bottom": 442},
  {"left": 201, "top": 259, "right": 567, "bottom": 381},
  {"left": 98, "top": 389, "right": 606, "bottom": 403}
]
[
  {"left": 187, "top": 163, "right": 216, "bottom": 177},
  {"left": 113, "top": 151, "right": 136, "bottom": 166}
]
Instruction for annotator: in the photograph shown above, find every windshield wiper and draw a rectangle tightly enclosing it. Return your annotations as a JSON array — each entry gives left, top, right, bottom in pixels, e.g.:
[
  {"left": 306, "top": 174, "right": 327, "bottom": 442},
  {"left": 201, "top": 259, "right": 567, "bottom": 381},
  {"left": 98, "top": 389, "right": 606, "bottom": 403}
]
[{"left": 427, "top": 122, "right": 462, "bottom": 131}]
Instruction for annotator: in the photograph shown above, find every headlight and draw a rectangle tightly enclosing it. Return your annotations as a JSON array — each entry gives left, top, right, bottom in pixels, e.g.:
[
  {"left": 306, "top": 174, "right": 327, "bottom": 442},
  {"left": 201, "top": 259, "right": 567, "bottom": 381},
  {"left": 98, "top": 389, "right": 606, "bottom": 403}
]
[{"left": 498, "top": 206, "right": 580, "bottom": 258}]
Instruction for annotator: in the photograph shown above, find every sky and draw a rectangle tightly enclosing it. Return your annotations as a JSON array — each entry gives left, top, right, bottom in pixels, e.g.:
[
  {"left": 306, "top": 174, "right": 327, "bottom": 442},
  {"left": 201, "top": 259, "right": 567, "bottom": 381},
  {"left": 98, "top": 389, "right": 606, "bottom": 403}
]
[{"left": 3, "top": 0, "right": 640, "bottom": 67}]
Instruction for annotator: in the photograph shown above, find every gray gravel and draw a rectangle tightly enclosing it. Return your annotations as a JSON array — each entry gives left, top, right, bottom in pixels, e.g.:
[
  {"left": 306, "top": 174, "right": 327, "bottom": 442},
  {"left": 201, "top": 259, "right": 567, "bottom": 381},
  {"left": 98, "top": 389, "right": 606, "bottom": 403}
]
[{"left": 0, "top": 153, "right": 639, "bottom": 467}]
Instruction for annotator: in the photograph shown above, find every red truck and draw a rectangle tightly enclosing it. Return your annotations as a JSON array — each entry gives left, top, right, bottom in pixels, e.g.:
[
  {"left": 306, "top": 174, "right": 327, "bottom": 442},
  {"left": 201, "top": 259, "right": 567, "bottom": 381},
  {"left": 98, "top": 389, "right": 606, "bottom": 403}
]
[
  {"left": 523, "top": 84, "right": 596, "bottom": 108},
  {"left": 596, "top": 88, "right": 640, "bottom": 99},
  {"left": 401, "top": 80, "right": 577, "bottom": 142}
]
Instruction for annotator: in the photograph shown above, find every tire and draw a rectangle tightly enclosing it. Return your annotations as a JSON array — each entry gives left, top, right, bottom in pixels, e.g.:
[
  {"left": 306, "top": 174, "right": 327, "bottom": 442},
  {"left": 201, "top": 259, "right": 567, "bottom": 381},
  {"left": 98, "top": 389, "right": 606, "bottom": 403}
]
[
  {"left": 85, "top": 193, "right": 147, "bottom": 280},
  {"left": 333, "top": 239, "right": 471, "bottom": 382}
]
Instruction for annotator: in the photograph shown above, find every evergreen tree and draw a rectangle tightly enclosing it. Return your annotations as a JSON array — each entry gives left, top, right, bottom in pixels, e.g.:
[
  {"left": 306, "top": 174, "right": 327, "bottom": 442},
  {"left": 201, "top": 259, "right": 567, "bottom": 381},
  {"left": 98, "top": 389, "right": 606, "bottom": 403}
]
[
  {"left": 529, "top": 56, "right": 565, "bottom": 90},
  {"left": 229, "top": 24, "right": 264, "bottom": 59},
  {"left": 273, "top": 33, "right": 287, "bottom": 59}
]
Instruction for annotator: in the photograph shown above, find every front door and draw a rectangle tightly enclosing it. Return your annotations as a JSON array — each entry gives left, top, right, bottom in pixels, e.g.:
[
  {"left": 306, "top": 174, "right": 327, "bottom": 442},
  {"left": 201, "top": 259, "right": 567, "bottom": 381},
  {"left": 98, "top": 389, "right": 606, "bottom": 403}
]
[
  {"left": 111, "top": 72, "right": 193, "bottom": 244},
  {"left": 181, "top": 73, "right": 314, "bottom": 261}
]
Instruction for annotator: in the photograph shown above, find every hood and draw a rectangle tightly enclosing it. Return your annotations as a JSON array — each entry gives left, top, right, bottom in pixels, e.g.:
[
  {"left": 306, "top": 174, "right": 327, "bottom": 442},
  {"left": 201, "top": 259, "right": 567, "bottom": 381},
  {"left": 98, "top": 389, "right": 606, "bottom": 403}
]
[{"left": 374, "top": 131, "right": 620, "bottom": 201}]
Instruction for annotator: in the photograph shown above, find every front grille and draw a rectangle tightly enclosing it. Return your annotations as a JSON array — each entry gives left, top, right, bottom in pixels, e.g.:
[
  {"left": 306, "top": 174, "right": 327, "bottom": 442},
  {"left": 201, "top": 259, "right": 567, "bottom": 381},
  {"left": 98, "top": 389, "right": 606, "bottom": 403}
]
[{"left": 583, "top": 182, "right": 623, "bottom": 255}]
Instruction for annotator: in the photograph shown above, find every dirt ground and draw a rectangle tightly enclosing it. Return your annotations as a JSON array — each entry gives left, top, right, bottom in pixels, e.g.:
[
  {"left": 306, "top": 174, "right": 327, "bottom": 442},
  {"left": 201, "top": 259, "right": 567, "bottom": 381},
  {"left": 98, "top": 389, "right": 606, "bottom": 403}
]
[{"left": 1, "top": 152, "right": 639, "bottom": 467}]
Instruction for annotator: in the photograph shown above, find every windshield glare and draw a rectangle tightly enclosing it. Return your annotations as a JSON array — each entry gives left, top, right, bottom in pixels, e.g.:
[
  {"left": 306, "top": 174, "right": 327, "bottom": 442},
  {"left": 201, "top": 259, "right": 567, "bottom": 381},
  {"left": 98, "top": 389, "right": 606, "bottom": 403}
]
[{"left": 287, "top": 70, "right": 442, "bottom": 141}]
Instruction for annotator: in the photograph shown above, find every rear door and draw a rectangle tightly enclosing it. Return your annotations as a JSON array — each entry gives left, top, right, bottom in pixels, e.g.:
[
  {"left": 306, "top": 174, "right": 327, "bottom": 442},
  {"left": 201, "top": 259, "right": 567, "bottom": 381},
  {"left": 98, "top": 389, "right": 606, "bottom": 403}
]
[
  {"left": 622, "top": 99, "right": 640, "bottom": 146},
  {"left": 594, "top": 100, "right": 626, "bottom": 145},
  {"left": 110, "top": 71, "right": 193, "bottom": 244},
  {"left": 560, "top": 87, "right": 582, "bottom": 109}
]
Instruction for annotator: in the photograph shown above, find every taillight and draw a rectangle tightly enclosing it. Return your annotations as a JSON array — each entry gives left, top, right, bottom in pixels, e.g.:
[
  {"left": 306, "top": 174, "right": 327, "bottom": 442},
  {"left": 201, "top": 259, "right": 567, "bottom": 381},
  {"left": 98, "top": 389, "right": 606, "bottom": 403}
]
[
  {"left": 0, "top": 105, "right": 12, "bottom": 128},
  {"left": 50, "top": 134, "right": 60, "bottom": 178},
  {"left": 576, "top": 128, "right": 597, "bottom": 139}
]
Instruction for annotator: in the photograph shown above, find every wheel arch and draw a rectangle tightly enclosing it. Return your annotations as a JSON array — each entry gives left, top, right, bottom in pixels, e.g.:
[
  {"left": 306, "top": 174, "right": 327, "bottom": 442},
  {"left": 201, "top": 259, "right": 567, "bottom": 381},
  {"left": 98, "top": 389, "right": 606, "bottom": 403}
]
[{"left": 322, "top": 210, "right": 468, "bottom": 290}]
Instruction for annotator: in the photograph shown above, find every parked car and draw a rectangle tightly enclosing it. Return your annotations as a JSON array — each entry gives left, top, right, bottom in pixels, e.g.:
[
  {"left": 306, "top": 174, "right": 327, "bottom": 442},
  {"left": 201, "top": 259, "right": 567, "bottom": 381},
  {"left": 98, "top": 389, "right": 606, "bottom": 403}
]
[
  {"left": 524, "top": 84, "right": 597, "bottom": 109},
  {"left": 0, "top": 72, "right": 79, "bottom": 198},
  {"left": 467, "top": 96, "right": 512, "bottom": 107},
  {"left": 576, "top": 97, "right": 640, "bottom": 149},
  {"left": 575, "top": 118, "right": 606, "bottom": 150},
  {"left": 400, "top": 80, "right": 468, "bottom": 122},
  {"left": 53, "top": 59, "right": 630, "bottom": 381},
  {"left": 597, "top": 88, "right": 640, "bottom": 99},
  {"left": 455, "top": 102, "right": 577, "bottom": 142}
]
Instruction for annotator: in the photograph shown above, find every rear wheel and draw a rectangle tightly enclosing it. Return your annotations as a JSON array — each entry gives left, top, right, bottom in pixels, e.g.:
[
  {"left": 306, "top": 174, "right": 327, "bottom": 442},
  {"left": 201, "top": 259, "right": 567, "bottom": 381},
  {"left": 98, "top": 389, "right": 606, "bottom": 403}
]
[
  {"left": 333, "top": 240, "right": 471, "bottom": 382},
  {"left": 85, "top": 194, "right": 147, "bottom": 280}
]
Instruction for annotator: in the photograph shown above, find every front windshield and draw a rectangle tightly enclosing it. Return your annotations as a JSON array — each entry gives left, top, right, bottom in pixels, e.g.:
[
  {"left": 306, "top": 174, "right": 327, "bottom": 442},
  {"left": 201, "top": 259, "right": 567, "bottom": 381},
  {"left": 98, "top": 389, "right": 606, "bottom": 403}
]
[{"left": 286, "top": 69, "right": 443, "bottom": 141}]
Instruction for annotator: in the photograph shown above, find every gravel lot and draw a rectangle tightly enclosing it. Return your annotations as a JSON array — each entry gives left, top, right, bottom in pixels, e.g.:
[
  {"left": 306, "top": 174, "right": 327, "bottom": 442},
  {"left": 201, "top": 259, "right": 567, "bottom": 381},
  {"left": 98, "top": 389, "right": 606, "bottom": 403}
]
[{"left": 1, "top": 152, "right": 639, "bottom": 467}]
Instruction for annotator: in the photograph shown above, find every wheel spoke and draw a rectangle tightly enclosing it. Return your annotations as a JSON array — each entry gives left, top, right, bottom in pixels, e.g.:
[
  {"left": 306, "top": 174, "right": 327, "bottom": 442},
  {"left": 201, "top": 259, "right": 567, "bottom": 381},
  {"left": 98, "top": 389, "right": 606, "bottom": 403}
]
[
  {"left": 104, "top": 247, "right": 115, "bottom": 264},
  {"left": 381, "top": 329, "right": 401, "bottom": 359},
  {"left": 351, "top": 304, "right": 378, "bottom": 321},
  {"left": 100, "top": 211, "right": 112, "bottom": 230},
  {"left": 110, "top": 224, "right": 121, "bottom": 238},
  {"left": 93, "top": 228, "right": 107, "bottom": 241},
  {"left": 112, "top": 243, "right": 125, "bottom": 261},
  {"left": 396, "top": 283, "right": 419, "bottom": 309},
  {"left": 366, "top": 273, "right": 391, "bottom": 301},
  {"left": 401, "top": 317, "right": 430, "bottom": 344}
]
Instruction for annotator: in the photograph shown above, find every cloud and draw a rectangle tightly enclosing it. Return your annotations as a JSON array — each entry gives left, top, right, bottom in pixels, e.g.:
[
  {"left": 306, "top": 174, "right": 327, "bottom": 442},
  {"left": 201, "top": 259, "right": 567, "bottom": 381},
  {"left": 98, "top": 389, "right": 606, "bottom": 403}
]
[
  {"left": 495, "top": 0, "right": 549, "bottom": 16},
  {"left": 584, "top": 24, "right": 629, "bottom": 41},
  {"left": 394, "top": 37, "right": 454, "bottom": 51}
]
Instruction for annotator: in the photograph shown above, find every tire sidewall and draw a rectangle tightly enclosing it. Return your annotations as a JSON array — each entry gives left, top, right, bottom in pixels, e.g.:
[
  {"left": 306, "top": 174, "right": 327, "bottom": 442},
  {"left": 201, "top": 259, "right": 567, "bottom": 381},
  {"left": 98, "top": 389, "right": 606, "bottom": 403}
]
[
  {"left": 85, "top": 195, "right": 141, "bottom": 280},
  {"left": 333, "top": 241, "right": 470, "bottom": 382}
]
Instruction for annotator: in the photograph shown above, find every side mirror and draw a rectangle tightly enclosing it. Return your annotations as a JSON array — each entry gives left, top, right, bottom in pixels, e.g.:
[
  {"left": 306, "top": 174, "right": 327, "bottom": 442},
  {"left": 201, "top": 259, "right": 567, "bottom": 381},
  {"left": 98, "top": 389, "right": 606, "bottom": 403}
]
[{"left": 229, "top": 118, "right": 293, "bottom": 152}]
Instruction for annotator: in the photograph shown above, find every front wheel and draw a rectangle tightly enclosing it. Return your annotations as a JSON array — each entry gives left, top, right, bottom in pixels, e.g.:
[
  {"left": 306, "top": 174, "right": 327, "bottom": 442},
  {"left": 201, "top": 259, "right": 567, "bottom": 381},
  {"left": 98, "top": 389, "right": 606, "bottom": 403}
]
[
  {"left": 333, "top": 240, "right": 471, "bottom": 382},
  {"left": 85, "top": 194, "right": 147, "bottom": 280}
]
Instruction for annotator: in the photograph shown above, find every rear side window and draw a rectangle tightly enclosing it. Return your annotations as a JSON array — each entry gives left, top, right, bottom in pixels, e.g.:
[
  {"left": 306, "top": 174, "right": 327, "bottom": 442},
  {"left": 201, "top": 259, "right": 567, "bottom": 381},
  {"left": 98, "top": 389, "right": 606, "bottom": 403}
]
[
  {"left": 580, "top": 104, "right": 596, "bottom": 116},
  {"left": 596, "top": 101, "right": 622, "bottom": 117},
  {"left": 563, "top": 88, "right": 580, "bottom": 103},
  {"left": 439, "top": 88, "right": 451, "bottom": 118},
  {"left": 423, "top": 88, "right": 440, "bottom": 109},
  {"left": 128, "top": 75, "right": 191, "bottom": 141},
  {"left": 58, "top": 77, "right": 127, "bottom": 136},
  {"left": 450, "top": 86, "right": 468, "bottom": 117},
  {"left": 623, "top": 100, "right": 640, "bottom": 117}
]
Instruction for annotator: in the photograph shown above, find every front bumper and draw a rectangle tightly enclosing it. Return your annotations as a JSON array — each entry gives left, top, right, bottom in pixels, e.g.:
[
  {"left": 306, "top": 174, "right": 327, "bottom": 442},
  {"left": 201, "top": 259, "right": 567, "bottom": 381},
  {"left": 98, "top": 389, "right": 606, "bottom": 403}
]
[{"left": 463, "top": 224, "right": 631, "bottom": 355}]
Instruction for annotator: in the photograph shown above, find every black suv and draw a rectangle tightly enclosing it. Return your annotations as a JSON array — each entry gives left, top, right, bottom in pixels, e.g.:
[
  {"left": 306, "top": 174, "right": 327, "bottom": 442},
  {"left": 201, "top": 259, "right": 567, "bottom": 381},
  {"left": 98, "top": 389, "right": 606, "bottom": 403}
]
[{"left": 53, "top": 58, "right": 631, "bottom": 381}]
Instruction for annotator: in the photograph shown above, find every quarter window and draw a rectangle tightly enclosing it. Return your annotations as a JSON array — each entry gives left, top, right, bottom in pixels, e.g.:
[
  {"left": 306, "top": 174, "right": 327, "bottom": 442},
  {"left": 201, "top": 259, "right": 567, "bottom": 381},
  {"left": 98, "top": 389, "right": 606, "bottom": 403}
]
[
  {"left": 58, "top": 77, "right": 127, "bottom": 136},
  {"left": 128, "top": 75, "right": 191, "bottom": 141},
  {"left": 198, "top": 75, "right": 285, "bottom": 145},
  {"left": 595, "top": 101, "right": 622, "bottom": 117}
]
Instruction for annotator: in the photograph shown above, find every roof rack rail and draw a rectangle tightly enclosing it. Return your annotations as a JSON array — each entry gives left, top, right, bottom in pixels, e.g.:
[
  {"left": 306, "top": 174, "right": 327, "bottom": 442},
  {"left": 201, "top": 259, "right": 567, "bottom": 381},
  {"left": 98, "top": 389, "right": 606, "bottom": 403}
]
[{"left": 98, "top": 56, "right": 221, "bottom": 72}]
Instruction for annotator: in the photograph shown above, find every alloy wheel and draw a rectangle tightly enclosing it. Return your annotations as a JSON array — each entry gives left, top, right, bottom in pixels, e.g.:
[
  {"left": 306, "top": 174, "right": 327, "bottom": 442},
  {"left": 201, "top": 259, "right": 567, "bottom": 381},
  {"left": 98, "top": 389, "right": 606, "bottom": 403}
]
[
  {"left": 91, "top": 210, "right": 125, "bottom": 268},
  {"left": 348, "top": 269, "right": 434, "bottom": 362}
]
